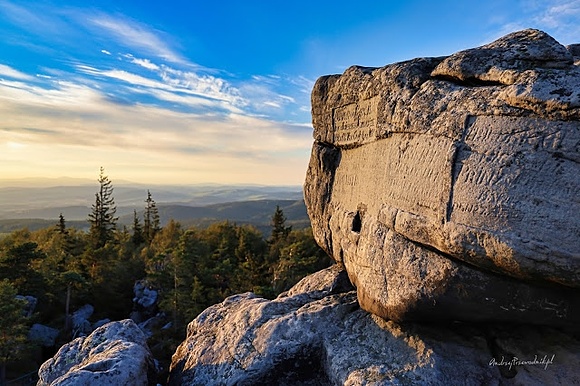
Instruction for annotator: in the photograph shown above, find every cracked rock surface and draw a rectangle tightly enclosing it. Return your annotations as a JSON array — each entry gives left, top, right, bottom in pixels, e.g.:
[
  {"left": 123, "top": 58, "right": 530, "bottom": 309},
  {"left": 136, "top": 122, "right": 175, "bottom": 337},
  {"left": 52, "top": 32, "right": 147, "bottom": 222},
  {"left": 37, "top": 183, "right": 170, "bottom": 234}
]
[
  {"left": 37, "top": 319, "right": 157, "bottom": 386},
  {"left": 168, "top": 266, "right": 580, "bottom": 385},
  {"left": 305, "top": 29, "right": 580, "bottom": 325}
]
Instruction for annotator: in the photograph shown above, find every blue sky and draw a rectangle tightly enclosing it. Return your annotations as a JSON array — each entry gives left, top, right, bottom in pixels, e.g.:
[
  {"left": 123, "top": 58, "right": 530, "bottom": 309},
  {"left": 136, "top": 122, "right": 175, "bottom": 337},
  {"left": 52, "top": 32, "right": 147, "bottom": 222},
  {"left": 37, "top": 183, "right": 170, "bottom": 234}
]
[{"left": 0, "top": 0, "right": 578, "bottom": 185}]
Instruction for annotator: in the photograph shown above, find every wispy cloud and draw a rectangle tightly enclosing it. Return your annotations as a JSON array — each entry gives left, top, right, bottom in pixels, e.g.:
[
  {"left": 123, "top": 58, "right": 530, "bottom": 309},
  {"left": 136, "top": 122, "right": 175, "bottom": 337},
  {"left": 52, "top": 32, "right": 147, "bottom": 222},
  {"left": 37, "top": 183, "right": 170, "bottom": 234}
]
[
  {"left": 131, "top": 57, "right": 159, "bottom": 71},
  {"left": 536, "top": 0, "right": 580, "bottom": 43},
  {"left": 537, "top": 0, "right": 580, "bottom": 28},
  {"left": 492, "top": 0, "right": 580, "bottom": 44},
  {"left": 76, "top": 59, "right": 247, "bottom": 113},
  {"left": 0, "top": 64, "right": 34, "bottom": 80},
  {"left": 87, "top": 13, "right": 185, "bottom": 64},
  {"left": 0, "top": 0, "right": 68, "bottom": 36}
]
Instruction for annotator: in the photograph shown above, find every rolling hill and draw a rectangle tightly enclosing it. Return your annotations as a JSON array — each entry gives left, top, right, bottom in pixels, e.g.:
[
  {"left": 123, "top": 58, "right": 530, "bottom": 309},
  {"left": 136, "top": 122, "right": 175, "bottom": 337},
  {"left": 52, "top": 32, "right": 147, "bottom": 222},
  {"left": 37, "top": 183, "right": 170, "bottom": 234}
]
[{"left": 0, "top": 182, "right": 309, "bottom": 236}]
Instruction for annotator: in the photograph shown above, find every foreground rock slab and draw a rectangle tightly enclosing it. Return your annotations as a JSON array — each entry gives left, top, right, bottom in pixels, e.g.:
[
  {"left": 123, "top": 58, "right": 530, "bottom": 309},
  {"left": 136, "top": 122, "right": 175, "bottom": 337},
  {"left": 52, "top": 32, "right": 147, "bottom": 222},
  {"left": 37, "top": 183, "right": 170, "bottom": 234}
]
[
  {"left": 37, "top": 319, "right": 156, "bottom": 386},
  {"left": 305, "top": 29, "right": 580, "bottom": 325},
  {"left": 168, "top": 266, "right": 580, "bottom": 385}
]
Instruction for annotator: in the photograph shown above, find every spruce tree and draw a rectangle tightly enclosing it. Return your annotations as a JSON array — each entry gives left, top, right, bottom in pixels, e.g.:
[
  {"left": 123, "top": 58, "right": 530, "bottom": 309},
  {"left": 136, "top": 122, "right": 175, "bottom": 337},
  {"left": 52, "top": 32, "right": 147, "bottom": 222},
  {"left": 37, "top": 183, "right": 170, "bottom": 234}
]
[
  {"left": 88, "top": 167, "right": 118, "bottom": 248},
  {"left": 57, "top": 213, "right": 67, "bottom": 235},
  {"left": 132, "top": 210, "right": 145, "bottom": 246},
  {"left": 144, "top": 190, "right": 160, "bottom": 245},
  {"left": 270, "top": 205, "right": 291, "bottom": 243}
]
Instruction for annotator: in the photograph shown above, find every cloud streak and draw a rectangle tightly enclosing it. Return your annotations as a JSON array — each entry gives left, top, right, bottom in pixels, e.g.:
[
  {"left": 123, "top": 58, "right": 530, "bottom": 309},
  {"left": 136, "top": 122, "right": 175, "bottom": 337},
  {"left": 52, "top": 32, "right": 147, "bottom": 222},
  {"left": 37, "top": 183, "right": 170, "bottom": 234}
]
[
  {"left": 0, "top": 64, "right": 34, "bottom": 80},
  {"left": 87, "top": 13, "right": 186, "bottom": 64},
  {"left": 493, "top": 0, "right": 580, "bottom": 44}
]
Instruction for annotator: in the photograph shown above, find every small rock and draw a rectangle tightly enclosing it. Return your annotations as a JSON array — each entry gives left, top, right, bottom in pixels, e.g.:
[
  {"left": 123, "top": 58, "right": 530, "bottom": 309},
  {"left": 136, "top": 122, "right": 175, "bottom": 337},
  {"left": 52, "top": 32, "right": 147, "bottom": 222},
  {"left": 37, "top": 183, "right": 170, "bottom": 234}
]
[
  {"left": 71, "top": 304, "right": 94, "bottom": 337},
  {"left": 28, "top": 324, "right": 59, "bottom": 347}
]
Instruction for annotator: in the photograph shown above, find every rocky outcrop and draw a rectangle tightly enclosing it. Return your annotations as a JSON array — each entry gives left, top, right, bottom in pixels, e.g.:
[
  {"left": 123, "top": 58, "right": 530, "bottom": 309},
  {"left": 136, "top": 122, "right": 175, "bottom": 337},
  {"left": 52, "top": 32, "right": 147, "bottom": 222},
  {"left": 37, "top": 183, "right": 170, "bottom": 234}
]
[
  {"left": 168, "top": 265, "right": 580, "bottom": 385},
  {"left": 37, "top": 319, "right": 157, "bottom": 386},
  {"left": 305, "top": 29, "right": 580, "bottom": 325}
]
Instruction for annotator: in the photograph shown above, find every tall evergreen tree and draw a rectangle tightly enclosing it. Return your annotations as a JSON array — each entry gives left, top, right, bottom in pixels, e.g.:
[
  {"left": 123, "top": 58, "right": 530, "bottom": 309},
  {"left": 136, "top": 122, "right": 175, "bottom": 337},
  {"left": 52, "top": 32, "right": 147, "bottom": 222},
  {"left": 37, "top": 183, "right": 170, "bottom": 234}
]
[
  {"left": 88, "top": 167, "right": 118, "bottom": 248},
  {"left": 270, "top": 205, "right": 291, "bottom": 243},
  {"left": 132, "top": 210, "right": 145, "bottom": 246},
  {"left": 144, "top": 190, "right": 160, "bottom": 245},
  {"left": 56, "top": 213, "right": 67, "bottom": 235}
]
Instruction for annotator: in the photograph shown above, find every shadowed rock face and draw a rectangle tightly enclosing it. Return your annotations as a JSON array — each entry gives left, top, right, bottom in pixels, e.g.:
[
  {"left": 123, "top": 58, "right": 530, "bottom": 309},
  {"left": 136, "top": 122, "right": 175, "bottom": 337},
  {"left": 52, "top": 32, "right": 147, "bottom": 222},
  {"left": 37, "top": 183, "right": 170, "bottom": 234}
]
[
  {"left": 305, "top": 29, "right": 580, "bottom": 325},
  {"left": 168, "top": 266, "right": 580, "bottom": 385}
]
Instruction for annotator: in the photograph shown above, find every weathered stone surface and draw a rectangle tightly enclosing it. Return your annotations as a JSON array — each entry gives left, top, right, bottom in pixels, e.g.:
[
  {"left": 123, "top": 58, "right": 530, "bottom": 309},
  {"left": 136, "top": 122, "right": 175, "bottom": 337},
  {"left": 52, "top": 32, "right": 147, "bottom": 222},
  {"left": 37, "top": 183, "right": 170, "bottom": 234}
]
[
  {"left": 432, "top": 29, "right": 574, "bottom": 84},
  {"left": 569, "top": 44, "right": 580, "bottom": 61},
  {"left": 29, "top": 323, "right": 59, "bottom": 347},
  {"left": 71, "top": 304, "right": 94, "bottom": 337},
  {"left": 305, "top": 29, "right": 580, "bottom": 325},
  {"left": 37, "top": 319, "right": 156, "bottom": 386},
  {"left": 168, "top": 267, "right": 580, "bottom": 385},
  {"left": 133, "top": 280, "right": 158, "bottom": 311}
]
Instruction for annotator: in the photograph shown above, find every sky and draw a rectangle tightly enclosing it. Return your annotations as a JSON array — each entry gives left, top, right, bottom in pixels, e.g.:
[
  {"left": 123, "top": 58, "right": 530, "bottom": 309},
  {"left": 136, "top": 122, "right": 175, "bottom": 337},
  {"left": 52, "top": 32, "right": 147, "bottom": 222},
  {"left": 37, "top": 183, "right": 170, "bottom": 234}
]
[{"left": 0, "top": 0, "right": 579, "bottom": 186}]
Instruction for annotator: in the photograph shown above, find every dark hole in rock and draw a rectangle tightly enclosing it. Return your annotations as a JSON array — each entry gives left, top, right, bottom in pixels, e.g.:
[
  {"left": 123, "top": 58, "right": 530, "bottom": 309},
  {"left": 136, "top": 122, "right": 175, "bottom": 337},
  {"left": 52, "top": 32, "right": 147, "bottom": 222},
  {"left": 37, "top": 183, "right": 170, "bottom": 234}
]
[{"left": 352, "top": 212, "right": 362, "bottom": 233}]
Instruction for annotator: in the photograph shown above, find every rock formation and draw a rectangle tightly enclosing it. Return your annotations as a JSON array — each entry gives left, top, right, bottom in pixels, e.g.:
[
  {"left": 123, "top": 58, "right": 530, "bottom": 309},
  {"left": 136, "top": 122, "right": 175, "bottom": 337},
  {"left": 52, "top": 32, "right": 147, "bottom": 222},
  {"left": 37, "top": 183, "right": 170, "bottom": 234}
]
[
  {"left": 168, "top": 265, "right": 580, "bottom": 385},
  {"left": 71, "top": 304, "right": 94, "bottom": 337},
  {"left": 304, "top": 29, "right": 580, "bottom": 325},
  {"left": 132, "top": 280, "right": 159, "bottom": 321},
  {"left": 28, "top": 323, "right": 59, "bottom": 348},
  {"left": 37, "top": 319, "right": 157, "bottom": 386}
]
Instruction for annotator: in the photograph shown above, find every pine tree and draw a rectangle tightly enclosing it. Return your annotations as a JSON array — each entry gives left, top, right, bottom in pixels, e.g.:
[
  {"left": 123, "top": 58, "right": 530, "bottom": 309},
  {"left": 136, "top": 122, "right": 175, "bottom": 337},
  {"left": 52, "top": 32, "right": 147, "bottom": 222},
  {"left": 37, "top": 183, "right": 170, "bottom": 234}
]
[
  {"left": 144, "top": 190, "right": 160, "bottom": 245},
  {"left": 132, "top": 210, "right": 145, "bottom": 246},
  {"left": 270, "top": 205, "right": 291, "bottom": 243},
  {"left": 56, "top": 213, "right": 67, "bottom": 235},
  {"left": 88, "top": 167, "right": 118, "bottom": 248}
]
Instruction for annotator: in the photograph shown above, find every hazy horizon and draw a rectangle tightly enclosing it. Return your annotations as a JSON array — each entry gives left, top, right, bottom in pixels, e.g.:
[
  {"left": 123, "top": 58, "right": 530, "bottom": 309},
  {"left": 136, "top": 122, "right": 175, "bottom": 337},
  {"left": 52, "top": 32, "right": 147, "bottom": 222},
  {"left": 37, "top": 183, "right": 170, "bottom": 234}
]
[
  {"left": 1, "top": 1, "right": 578, "bottom": 185},
  {"left": 0, "top": 175, "right": 304, "bottom": 189}
]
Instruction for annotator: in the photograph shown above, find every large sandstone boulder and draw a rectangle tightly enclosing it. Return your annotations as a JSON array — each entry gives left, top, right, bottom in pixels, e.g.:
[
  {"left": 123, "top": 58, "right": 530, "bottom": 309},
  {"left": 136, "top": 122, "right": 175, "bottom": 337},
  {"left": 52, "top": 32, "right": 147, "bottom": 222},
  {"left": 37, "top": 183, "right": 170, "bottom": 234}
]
[
  {"left": 305, "top": 29, "right": 580, "bottom": 325},
  {"left": 168, "top": 266, "right": 580, "bottom": 385},
  {"left": 37, "top": 319, "right": 157, "bottom": 386}
]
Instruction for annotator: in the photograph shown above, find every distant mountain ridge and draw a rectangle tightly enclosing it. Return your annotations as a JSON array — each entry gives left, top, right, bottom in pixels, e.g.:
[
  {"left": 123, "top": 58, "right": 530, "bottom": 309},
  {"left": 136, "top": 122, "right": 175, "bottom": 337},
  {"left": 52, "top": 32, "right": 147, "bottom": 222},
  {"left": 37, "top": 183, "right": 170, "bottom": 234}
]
[
  {"left": 0, "top": 183, "right": 303, "bottom": 219},
  {"left": 0, "top": 183, "right": 307, "bottom": 235},
  {"left": 0, "top": 200, "right": 309, "bottom": 235}
]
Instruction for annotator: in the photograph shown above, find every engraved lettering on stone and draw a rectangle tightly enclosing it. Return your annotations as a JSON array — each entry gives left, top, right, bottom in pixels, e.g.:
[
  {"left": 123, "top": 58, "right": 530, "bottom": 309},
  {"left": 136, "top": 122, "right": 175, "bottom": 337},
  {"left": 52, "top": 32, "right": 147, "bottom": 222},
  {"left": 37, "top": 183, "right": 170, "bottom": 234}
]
[{"left": 332, "top": 97, "right": 379, "bottom": 144}]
